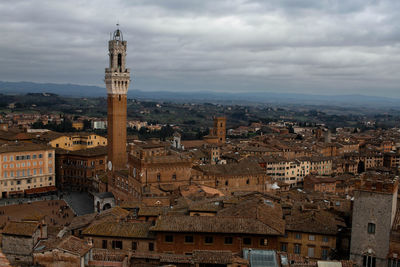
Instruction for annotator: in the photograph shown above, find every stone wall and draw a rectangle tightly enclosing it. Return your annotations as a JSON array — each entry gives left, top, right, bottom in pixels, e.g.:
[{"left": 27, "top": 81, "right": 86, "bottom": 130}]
[{"left": 350, "top": 190, "right": 396, "bottom": 267}]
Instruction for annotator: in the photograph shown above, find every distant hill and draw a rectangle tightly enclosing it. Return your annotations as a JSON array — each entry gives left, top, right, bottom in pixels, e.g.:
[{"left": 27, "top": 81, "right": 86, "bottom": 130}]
[{"left": 0, "top": 80, "right": 399, "bottom": 108}]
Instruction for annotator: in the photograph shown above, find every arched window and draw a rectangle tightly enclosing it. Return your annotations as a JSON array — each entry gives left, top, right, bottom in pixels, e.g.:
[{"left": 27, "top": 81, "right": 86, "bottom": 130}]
[{"left": 118, "top": 53, "right": 122, "bottom": 71}]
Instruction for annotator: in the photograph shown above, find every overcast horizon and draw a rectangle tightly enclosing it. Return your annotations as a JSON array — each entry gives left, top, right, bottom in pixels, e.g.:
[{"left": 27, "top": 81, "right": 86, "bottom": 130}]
[{"left": 1, "top": 0, "right": 400, "bottom": 97}]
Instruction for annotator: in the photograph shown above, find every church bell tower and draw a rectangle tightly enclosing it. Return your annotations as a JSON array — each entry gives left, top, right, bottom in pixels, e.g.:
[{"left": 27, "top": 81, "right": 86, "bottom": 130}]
[{"left": 105, "top": 27, "right": 130, "bottom": 171}]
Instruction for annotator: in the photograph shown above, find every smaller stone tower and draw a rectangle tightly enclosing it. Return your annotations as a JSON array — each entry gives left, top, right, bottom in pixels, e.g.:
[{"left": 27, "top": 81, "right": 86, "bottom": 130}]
[{"left": 212, "top": 117, "right": 226, "bottom": 144}]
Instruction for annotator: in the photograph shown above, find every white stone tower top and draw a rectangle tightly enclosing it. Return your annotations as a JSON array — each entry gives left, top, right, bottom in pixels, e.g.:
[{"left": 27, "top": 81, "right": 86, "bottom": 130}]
[{"left": 105, "top": 27, "right": 130, "bottom": 95}]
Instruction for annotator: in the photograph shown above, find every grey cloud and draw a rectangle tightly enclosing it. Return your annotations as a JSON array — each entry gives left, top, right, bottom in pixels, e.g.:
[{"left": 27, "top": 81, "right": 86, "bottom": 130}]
[{"left": 0, "top": 0, "right": 399, "bottom": 97}]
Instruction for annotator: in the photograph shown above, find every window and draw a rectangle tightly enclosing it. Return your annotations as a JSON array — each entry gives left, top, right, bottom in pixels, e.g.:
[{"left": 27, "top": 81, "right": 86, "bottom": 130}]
[
  {"left": 204, "top": 236, "right": 213, "bottom": 244},
  {"left": 164, "top": 235, "right": 174, "bottom": 243},
  {"left": 39, "top": 154, "right": 43, "bottom": 159},
  {"left": 112, "top": 240, "right": 123, "bottom": 249},
  {"left": 363, "top": 255, "right": 376, "bottom": 267},
  {"left": 32, "top": 154, "right": 37, "bottom": 159},
  {"left": 308, "top": 246, "right": 315, "bottom": 257},
  {"left": 48, "top": 153, "right": 52, "bottom": 158},
  {"left": 224, "top": 237, "right": 233, "bottom": 245},
  {"left": 322, "top": 248, "right": 329, "bottom": 260},
  {"left": 280, "top": 243, "right": 288, "bottom": 252},
  {"left": 309, "top": 235, "right": 315, "bottom": 241},
  {"left": 3, "top": 156, "right": 6, "bottom": 162},
  {"left": 243, "top": 237, "right": 252, "bottom": 245},
  {"left": 148, "top": 243, "right": 154, "bottom": 251},
  {"left": 368, "top": 223, "right": 376, "bottom": 234},
  {"left": 388, "top": 259, "right": 400, "bottom": 267},
  {"left": 294, "top": 244, "right": 301, "bottom": 254},
  {"left": 260, "top": 238, "right": 268, "bottom": 246},
  {"left": 102, "top": 240, "right": 107, "bottom": 249},
  {"left": 17, "top": 180, "right": 21, "bottom": 185},
  {"left": 295, "top": 233, "right": 302, "bottom": 239},
  {"left": 132, "top": 242, "right": 137, "bottom": 250},
  {"left": 157, "top": 173, "right": 161, "bottom": 182},
  {"left": 172, "top": 174, "right": 176, "bottom": 180},
  {"left": 184, "top": 235, "right": 194, "bottom": 243},
  {"left": 322, "top": 236, "right": 329, "bottom": 242},
  {"left": 27, "top": 179, "right": 31, "bottom": 184}
]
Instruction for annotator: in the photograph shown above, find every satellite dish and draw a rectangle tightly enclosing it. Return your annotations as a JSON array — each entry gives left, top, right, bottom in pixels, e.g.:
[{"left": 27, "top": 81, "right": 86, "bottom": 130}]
[{"left": 108, "top": 161, "right": 112, "bottom": 171}]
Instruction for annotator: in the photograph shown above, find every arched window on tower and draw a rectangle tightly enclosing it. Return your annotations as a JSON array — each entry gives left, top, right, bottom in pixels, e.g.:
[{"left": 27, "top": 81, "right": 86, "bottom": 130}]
[
  {"left": 110, "top": 54, "right": 113, "bottom": 68},
  {"left": 118, "top": 54, "right": 122, "bottom": 72}
]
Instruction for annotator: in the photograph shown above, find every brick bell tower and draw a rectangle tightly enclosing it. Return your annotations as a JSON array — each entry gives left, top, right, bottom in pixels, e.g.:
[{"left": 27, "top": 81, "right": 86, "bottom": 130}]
[{"left": 105, "top": 26, "right": 130, "bottom": 171}]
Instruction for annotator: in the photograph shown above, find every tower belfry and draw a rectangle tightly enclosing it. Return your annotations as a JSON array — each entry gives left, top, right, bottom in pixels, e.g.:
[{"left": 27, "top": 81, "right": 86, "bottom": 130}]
[{"left": 105, "top": 26, "right": 130, "bottom": 171}]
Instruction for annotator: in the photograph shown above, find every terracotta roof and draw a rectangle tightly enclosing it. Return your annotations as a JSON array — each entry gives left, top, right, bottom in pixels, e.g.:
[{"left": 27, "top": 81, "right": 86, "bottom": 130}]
[
  {"left": 151, "top": 215, "right": 282, "bottom": 235},
  {"left": 181, "top": 140, "right": 207, "bottom": 149},
  {"left": 83, "top": 221, "right": 154, "bottom": 239},
  {"left": 96, "top": 206, "right": 130, "bottom": 221},
  {"left": 0, "top": 130, "right": 32, "bottom": 141},
  {"left": 57, "top": 236, "right": 92, "bottom": 256},
  {"left": 56, "top": 146, "right": 107, "bottom": 157},
  {"left": 217, "top": 197, "right": 285, "bottom": 235},
  {"left": 0, "top": 142, "right": 51, "bottom": 153},
  {"left": 285, "top": 210, "right": 342, "bottom": 235},
  {"left": 193, "top": 161, "right": 264, "bottom": 176},
  {"left": 138, "top": 206, "right": 170, "bottom": 217},
  {"left": 192, "top": 250, "right": 233, "bottom": 264},
  {"left": 67, "top": 213, "right": 97, "bottom": 231},
  {"left": 2, "top": 221, "right": 39, "bottom": 237}
]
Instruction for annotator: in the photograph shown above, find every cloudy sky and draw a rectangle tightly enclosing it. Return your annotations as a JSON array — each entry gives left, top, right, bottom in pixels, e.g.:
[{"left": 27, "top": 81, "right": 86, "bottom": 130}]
[{"left": 1, "top": 0, "right": 400, "bottom": 97}]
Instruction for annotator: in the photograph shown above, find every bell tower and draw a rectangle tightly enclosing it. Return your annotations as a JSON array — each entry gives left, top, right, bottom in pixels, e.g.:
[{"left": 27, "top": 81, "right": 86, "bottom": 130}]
[{"left": 105, "top": 26, "right": 130, "bottom": 171}]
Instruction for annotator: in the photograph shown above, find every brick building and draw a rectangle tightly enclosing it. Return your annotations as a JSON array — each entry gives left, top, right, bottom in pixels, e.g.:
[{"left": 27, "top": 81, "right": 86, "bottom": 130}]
[
  {"left": 151, "top": 195, "right": 285, "bottom": 256},
  {"left": 278, "top": 209, "right": 343, "bottom": 260},
  {"left": 55, "top": 146, "right": 107, "bottom": 191},
  {"left": 125, "top": 140, "right": 192, "bottom": 200},
  {"left": 82, "top": 220, "right": 155, "bottom": 253},
  {"left": 191, "top": 161, "right": 269, "bottom": 193},
  {"left": 304, "top": 175, "right": 337, "bottom": 193}
]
